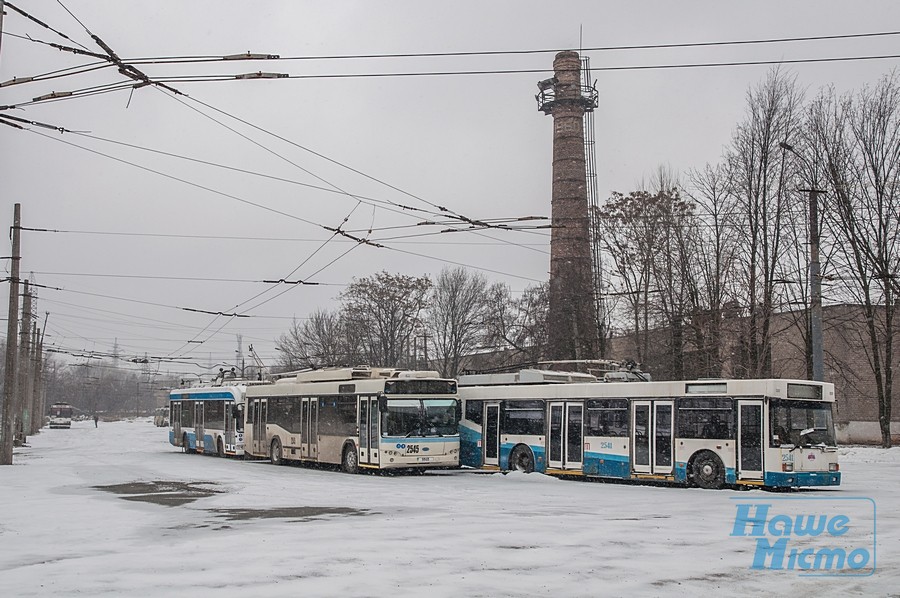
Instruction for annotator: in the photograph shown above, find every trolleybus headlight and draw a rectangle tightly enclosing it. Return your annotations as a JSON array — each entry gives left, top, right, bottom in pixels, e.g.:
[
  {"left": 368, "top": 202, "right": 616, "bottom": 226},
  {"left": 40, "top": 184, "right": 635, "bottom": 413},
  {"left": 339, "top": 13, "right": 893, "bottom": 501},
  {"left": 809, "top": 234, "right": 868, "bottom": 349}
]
[
  {"left": 782, "top": 463, "right": 794, "bottom": 472},
  {"left": 829, "top": 463, "right": 839, "bottom": 472}
]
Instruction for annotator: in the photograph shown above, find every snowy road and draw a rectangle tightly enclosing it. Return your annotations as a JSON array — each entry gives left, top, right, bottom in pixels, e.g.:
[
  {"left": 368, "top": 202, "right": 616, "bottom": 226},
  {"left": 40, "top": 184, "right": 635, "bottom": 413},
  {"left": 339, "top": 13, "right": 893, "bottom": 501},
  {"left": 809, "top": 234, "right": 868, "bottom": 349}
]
[{"left": 1, "top": 420, "right": 897, "bottom": 597}]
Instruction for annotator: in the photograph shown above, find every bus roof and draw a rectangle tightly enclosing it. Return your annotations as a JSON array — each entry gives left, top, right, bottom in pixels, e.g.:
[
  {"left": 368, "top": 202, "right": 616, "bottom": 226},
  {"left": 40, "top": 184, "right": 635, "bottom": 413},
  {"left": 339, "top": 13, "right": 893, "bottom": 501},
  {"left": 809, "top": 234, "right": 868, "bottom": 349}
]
[{"left": 458, "top": 378, "right": 835, "bottom": 402}]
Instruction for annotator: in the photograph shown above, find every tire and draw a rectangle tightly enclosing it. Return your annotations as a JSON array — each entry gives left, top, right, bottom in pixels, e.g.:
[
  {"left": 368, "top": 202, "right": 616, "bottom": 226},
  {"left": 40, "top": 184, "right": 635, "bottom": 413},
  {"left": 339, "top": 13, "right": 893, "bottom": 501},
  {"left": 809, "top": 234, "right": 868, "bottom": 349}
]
[
  {"left": 508, "top": 445, "right": 535, "bottom": 473},
  {"left": 217, "top": 437, "right": 226, "bottom": 458},
  {"left": 270, "top": 438, "right": 283, "bottom": 466},
  {"left": 690, "top": 451, "right": 725, "bottom": 489},
  {"left": 182, "top": 433, "right": 192, "bottom": 454},
  {"left": 342, "top": 444, "right": 359, "bottom": 474}
]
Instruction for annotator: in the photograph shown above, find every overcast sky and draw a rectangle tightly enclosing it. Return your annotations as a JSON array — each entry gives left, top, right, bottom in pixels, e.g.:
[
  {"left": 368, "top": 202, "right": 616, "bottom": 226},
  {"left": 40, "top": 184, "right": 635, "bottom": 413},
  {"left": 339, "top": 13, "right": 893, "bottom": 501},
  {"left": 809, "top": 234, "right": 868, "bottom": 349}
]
[{"left": 1, "top": 1, "right": 899, "bottom": 380}]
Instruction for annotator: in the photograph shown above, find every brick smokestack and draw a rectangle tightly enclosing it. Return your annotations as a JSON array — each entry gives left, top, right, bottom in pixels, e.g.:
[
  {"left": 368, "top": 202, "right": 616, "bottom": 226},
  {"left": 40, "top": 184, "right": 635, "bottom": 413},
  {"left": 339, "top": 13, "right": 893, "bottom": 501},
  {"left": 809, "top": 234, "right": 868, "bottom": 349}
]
[{"left": 542, "top": 51, "right": 598, "bottom": 360}]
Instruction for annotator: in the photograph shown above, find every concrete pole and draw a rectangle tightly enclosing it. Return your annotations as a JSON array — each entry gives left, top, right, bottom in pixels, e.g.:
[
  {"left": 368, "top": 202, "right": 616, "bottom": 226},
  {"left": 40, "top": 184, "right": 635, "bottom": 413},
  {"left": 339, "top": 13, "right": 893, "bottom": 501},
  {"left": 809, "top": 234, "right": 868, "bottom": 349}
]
[
  {"left": 28, "top": 323, "right": 39, "bottom": 435},
  {"left": 808, "top": 189, "right": 824, "bottom": 381},
  {"left": 1, "top": 204, "right": 21, "bottom": 464},
  {"left": 17, "top": 280, "right": 32, "bottom": 443}
]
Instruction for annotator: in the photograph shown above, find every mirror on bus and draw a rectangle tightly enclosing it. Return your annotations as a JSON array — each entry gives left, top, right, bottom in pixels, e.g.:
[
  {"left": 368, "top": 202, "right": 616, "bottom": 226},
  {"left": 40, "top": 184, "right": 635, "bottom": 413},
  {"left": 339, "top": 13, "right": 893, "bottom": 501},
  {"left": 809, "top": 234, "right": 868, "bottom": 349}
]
[{"left": 377, "top": 396, "right": 387, "bottom": 413}]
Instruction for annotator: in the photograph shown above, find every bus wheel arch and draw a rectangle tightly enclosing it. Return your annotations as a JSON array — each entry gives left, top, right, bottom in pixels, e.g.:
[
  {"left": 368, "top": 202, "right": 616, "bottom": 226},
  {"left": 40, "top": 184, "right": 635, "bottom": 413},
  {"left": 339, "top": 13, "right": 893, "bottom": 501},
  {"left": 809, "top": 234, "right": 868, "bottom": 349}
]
[
  {"left": 270, "top": 437, "right": 283, "bottom": 465},
  {"left": 689, "top": 450, "right": 725, "bottom": 489},
  {"left": 508, "top": 444, "right": 535, "bottom": 473},
  {"left": 341, "top": 442, "right": 359, "bottom": 474}
]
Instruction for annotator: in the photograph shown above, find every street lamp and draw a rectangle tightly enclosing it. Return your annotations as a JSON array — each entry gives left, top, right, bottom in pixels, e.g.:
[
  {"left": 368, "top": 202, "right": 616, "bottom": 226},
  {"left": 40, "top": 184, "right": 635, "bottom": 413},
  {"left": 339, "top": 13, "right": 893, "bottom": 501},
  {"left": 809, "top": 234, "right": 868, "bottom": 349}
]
[{"left": 779, "top": 141, "right": 826, "bottom": 382}]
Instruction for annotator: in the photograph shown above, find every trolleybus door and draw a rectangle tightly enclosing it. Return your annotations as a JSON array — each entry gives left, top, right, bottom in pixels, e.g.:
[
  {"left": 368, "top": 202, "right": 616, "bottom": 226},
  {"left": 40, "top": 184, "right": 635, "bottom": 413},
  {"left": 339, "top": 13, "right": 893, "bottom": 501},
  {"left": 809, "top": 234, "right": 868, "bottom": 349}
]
[
  {"left": 632, "top": 401, "right": 652, "bottom": 474},
  {"left": 737, "top": 400, "right": 764, "bottom": 480},
  {"left": 368, "top": 396, "right": 379, "bottom": 466},
  {"left": 253, "top": 399, "right": 266, "bottom": 456},
  {"left": 224, "top": 401, "right": 234, "bottom": 448},
  {"left": 566, "top": 403, "right": 584, "bottom": 470},
  {"left": 359, "top": 397, "right": 380, "bottom": 466},
  {"left": 549, "top": 402, "right": 584, "bottom": 470},
  {"left": 302, "top": 398, "right": 318, "bottom": 460},
  {"left": 483, "top": 403, "right": 500, "bottom": 467},
  {"left": 171, "top": 401, "right": 181, "bottom": 443},
  {"left": 652, "top": 401, "right": 674, "bottom": 475},
  {"left": 195, "top": 402, "right": 205, "bottom": 452}
]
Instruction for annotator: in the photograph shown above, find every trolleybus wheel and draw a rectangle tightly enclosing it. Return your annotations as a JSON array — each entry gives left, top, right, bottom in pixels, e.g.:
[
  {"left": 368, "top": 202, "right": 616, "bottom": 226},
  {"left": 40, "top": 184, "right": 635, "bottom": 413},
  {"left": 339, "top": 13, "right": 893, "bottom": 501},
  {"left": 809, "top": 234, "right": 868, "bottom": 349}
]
[
  {"left": 509, "top": 445, "right": 535, "bottom": 473},
  {"left": 217, "top": 437, "right": 225, "bottom": 458},
  {"left": 270, "top": 438, "right": 283, "bottom": 466},
  {"left": 691, "top": 451, "right": 725, "bottom": 489},
  {"left": 342, "top": 444, "right": 359, "bottom": 474}
]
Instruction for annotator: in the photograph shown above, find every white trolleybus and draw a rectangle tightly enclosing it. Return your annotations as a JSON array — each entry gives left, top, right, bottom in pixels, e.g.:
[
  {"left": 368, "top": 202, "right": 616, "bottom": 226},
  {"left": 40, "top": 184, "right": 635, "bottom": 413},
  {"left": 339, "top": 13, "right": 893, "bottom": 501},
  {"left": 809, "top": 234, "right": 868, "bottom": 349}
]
[
  {"left": 243, "top": 367, "right": 460, "bottom": 473},
  {"left": 169, "top": 379, "right": 262, "bottom": 457},
  {"left": 48, "top": 402, "right": 73, "bottom": 429},
  {"left": 457, "top": 370, "right": 841, "bottom": 489}
]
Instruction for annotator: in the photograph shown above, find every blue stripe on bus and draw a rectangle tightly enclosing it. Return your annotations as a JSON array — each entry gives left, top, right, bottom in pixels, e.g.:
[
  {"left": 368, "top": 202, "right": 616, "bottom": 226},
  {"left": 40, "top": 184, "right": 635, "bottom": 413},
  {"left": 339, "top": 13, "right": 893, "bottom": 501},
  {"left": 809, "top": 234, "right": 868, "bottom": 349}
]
[
  {"left": 169, "top": 392, "right": 235, "bottom": 400},
  {"left": 380, "top": 436, "right": 458, "bottom": 444},
  {"left": 764, "top": 471, "right": 841, "bottom": 487},
  {"left": 459, "top": 425, "right": 482, "bottom": 468},
  {"left": 725, "top": 467, "right": 737, "bottom": 485},
  {"left": 584, "top": 451, "right": 630, "bottom": 479}
]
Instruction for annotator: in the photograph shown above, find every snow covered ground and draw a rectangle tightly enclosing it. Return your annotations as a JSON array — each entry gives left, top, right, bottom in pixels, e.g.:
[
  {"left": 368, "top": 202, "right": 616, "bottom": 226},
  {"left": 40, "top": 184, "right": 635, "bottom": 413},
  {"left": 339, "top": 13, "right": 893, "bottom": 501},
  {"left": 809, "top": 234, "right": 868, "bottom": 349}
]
[{"left": 1, "top": 420, "right": 897, "bottom": 597}]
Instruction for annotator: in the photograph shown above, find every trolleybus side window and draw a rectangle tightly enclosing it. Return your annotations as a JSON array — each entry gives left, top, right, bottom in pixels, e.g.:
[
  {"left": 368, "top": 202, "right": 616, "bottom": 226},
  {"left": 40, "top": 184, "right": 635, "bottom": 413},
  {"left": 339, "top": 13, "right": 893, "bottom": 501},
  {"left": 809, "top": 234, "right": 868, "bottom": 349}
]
[
  {"left": 318, "top": 395, "right": 357, "bottom": 436},
  {"left": 206, "top": 400, "right": 225, "bottom": 430},
  {"left": 585, "top": 399, "right": 629, "bottom": 436},
  {"left": 182, "top": 401, "right": 194, "bottom": 427},
  {"left": 268, "top": 397, "right": 302, "bottom": 433},
  {"left": 245, "top": 399, "right": 255, "bottom": 424},
  {"left": 501, "top": 400, "right": 545, "bottom": 435},
  {"left": 465, "top": 399, "right": 484, "bottom": 425},
  {"left": 676, "top": 397, "right": 734, "bottom": 439}
]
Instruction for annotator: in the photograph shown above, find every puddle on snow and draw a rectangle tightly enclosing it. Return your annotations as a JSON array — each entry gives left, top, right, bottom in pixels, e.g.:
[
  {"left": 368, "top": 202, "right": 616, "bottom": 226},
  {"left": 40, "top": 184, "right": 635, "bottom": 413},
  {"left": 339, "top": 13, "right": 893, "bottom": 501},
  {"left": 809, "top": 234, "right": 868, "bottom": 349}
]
[
  {"left": 208, "top": 506, "right": 370, "bottom": 522},
  {"left": 93, "top": 480, "right": 222, "bottom": 506}
]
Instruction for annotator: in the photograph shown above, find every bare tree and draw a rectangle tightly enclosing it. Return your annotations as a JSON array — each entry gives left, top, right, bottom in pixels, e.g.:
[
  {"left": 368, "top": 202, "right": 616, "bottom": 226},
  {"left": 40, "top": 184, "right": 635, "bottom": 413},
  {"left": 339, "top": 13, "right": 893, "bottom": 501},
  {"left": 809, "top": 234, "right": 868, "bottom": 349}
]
[
  {"left": 276, "top": 309, "right": 351, "bottom": 370},
  {"left": 808, "top": 74, "right": 900, "bottom": 447},
  {"left": 725, "top": 68, "right": 805, "bottom": 377},
  {"left": 483, "top": 282, "right": 549, "bottom": 367},
  {"left": 684, "top": 163, "right": 742, "bottom": 377},
  {"left": 340, "top": 271, "right": 431, "bottom": 368},
  {"left": 427, "top": 267, "right": 489, "bottom": 378}
]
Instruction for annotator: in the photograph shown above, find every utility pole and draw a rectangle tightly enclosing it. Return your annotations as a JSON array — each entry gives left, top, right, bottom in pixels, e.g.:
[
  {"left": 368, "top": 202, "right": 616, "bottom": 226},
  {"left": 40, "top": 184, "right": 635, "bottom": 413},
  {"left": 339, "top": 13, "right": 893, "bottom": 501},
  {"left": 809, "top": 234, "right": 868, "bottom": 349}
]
[
  {"left": 803, "top": 188, "right": 825, "bottom": 382},
  {"left": 36, "top": 312, "right": 48, "bottom": 431},
  {"left": 17, "top": 280, "right": 33, "bottom": 444},
  {"left": 30, "top": 321, "right": 43, "bottom": 435},
  {"left": 1, "top": 204, "right": 21, "bottom": 464}
]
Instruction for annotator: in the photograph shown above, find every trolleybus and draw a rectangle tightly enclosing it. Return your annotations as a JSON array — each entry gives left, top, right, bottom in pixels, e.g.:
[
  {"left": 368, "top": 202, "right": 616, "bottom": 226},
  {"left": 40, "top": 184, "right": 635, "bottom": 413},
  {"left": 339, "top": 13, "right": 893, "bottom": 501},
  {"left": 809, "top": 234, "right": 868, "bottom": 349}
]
[
  {"left": 243, "top": 367, "right": 460, "bottom": 473},
  {"left": 458, "top": 370, "right": 840, "bottom": 489},
  {"left": 48, "top": 402, "right": 73, "bottom": 429},
  {"left": 169, "top": 383, "right": 256, "bottom": 457}
]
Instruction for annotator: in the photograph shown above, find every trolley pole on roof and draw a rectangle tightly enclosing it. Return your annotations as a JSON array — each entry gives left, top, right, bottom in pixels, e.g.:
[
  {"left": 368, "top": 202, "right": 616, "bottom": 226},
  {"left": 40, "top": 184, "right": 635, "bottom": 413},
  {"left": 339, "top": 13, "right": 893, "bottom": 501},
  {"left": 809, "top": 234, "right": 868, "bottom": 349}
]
[{"left": 1, "top": 204, "right": 21, "bottom": 465}]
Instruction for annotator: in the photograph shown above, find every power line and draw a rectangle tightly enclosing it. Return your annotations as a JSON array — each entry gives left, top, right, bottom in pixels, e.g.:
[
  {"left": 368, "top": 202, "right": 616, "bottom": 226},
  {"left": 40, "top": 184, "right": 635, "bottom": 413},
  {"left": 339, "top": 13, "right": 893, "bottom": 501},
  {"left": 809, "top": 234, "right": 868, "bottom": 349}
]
[{"left": 67, "top": 29, "right": 900, "bottom": 64}]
